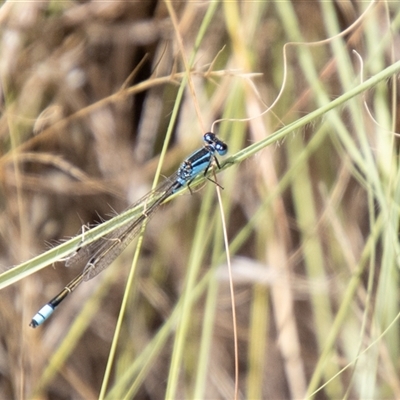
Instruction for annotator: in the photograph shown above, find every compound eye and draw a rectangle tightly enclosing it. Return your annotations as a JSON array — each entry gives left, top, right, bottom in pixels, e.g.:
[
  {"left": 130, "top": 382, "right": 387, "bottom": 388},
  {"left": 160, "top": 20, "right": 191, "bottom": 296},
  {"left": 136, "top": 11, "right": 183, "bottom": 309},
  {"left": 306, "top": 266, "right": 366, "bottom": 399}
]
[
  {"left": 216, "top": 142, "right": 228, "bottom": 155},
  {"left": 203, "top": 132, "right": 215, "bottom": 145}
]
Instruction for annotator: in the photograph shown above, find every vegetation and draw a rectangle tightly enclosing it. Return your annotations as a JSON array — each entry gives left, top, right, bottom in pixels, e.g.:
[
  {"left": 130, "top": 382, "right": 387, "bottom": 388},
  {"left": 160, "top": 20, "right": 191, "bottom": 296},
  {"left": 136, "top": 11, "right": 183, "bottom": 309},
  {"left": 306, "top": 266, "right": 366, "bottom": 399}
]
[{"left": 1, "top": 1, "right": 400, "bottom": 398}]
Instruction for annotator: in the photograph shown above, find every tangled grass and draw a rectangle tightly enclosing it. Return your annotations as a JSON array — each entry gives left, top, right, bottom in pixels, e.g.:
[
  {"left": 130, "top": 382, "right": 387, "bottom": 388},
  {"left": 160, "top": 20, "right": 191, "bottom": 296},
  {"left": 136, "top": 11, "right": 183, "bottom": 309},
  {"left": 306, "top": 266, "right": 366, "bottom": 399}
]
[{"left": 1, "top": 1, "right": 400, "bottom": 399}]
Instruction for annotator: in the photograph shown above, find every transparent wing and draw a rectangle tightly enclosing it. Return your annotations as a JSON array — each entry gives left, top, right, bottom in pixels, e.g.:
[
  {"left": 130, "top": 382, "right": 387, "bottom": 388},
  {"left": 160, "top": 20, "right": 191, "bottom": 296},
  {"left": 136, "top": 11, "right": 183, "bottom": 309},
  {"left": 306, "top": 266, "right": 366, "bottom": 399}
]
[{"left": 65, "top": 174, "right": 180, "bottom": 279}]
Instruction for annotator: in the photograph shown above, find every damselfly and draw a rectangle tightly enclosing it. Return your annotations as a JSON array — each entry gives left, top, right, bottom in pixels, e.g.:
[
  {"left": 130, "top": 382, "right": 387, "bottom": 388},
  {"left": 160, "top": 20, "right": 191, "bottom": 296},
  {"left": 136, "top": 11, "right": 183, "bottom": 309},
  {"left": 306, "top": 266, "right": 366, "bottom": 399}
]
[{"left": 30, "top": 132, "right": 228, "bottom": 328}]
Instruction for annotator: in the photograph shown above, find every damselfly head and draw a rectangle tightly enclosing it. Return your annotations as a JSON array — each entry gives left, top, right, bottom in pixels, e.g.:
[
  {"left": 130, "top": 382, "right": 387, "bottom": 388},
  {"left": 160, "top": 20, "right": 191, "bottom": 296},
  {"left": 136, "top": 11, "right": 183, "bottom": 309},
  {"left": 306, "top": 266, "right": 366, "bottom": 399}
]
[{"left": 203, "top": 132, "right": 228, "bottom": 156}]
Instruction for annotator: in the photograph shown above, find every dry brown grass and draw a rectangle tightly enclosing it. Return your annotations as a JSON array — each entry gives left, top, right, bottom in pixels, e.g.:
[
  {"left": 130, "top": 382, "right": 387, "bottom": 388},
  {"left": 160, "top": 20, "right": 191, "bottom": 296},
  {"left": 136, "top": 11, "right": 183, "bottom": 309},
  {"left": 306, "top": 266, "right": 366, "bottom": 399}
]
[{"left": 1, "top": 1, "right": 400, "bottom": 399}]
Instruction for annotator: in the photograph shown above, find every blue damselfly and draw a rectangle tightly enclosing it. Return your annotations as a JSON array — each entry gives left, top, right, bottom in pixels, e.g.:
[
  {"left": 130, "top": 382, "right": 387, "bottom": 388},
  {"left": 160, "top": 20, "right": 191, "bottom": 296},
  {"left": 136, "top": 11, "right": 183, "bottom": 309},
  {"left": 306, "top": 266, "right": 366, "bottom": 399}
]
[{"left": 29, "top": 132, "right": 228, "bottom": 327}]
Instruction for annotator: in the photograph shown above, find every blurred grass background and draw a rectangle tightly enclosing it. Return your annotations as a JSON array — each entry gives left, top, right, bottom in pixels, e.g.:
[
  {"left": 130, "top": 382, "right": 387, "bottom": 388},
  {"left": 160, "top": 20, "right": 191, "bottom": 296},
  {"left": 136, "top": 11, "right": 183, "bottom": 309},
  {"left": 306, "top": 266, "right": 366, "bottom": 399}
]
[{"left": 1, "top": 0, "right": 400, "bottom": 399}]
